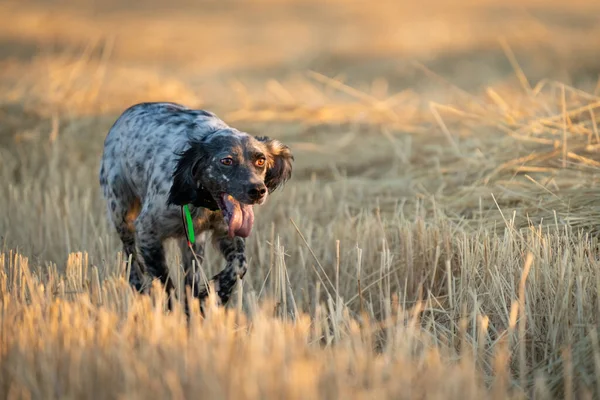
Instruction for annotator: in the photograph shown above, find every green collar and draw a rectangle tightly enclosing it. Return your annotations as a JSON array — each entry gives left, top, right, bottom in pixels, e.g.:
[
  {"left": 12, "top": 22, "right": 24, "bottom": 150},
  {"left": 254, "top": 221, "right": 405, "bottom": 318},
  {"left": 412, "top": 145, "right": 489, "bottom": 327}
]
[{"left": 182, "top": 204, "right": 195, "bottom": 245}]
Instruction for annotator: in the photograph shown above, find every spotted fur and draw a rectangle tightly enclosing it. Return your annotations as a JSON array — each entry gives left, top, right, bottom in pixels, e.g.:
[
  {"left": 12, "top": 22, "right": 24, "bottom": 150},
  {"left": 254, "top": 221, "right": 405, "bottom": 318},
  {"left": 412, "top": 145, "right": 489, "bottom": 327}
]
[{"left": 99, "top": 102, "right": 293, "bottom": 311}]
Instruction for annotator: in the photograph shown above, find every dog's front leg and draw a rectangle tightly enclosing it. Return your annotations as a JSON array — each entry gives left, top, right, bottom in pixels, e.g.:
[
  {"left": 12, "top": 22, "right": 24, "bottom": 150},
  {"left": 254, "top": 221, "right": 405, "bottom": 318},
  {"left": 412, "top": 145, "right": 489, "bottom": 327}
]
[
  {"left": 198, "top": 233, "right": 247, "bottom": 306},
  {"left": 134, "top": 212, "right": 177, "bottom": 310}
]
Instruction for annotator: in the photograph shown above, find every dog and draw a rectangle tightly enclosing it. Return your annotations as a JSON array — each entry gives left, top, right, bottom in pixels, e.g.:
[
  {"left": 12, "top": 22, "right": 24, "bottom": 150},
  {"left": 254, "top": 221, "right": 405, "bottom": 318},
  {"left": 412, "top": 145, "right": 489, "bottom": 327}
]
[{"left": 99, "top": 102, "right": 293, "bottom": 309}]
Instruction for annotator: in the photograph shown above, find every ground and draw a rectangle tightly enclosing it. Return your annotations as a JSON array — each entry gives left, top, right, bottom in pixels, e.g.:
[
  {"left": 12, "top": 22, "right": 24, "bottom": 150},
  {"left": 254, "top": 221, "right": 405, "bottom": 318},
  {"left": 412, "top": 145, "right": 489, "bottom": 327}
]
[{"left": 1, "top": 0, "right": 600, "bottom": 398}]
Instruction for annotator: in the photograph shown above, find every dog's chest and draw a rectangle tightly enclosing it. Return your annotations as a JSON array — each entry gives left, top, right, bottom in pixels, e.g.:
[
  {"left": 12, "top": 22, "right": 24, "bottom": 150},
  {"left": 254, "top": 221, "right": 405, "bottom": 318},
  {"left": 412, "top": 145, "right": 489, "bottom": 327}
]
[{"left": 190, "top": 207, "right": 225, "bottom": 233}]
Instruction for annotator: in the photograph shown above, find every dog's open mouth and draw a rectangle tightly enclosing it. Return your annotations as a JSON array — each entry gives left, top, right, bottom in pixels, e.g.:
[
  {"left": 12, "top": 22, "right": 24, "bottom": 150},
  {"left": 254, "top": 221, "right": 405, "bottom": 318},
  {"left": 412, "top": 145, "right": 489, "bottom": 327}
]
[{"left": 217, "top": 193, "right": 255, "bottom": 238}]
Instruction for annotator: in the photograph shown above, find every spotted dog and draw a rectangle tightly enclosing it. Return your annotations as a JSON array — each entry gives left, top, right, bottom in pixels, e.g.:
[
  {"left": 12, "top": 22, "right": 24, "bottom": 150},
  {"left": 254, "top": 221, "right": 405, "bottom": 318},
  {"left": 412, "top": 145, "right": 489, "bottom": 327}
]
[{"left": 99, "top": 102, "right": 293, "bottom": 309}]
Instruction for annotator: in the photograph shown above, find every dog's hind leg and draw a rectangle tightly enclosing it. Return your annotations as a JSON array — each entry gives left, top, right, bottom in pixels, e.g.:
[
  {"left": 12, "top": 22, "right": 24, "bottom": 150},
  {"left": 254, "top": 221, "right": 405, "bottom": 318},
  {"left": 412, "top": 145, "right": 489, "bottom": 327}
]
[
  {"left": 100, "top": 169, "right": 145, "bottom": 291},
  {"left": 118, "top": 207, "right": 145, "bottom": 292}
]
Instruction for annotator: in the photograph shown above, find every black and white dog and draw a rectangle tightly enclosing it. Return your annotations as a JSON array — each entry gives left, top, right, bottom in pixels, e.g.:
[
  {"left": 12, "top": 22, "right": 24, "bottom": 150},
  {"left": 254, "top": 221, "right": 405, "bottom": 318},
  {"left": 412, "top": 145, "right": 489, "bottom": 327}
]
[{"left": 99, "top": 102, "right": 293, "bottom": 308}]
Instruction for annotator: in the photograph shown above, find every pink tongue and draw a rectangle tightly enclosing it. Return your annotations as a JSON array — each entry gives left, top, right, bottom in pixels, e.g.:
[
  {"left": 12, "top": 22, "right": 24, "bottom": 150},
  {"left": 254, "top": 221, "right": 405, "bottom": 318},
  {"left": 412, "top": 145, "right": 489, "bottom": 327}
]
[{"left": 222, "top": 195, "right": 255, "bottom": 238}]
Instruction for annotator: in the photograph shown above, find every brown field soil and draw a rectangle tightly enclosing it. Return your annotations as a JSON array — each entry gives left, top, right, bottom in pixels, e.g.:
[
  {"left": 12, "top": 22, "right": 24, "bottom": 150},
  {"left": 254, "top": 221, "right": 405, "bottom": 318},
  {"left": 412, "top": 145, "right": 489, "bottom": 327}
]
[{"left": 2, "top": 0, "right": 600, "bottom": 398}]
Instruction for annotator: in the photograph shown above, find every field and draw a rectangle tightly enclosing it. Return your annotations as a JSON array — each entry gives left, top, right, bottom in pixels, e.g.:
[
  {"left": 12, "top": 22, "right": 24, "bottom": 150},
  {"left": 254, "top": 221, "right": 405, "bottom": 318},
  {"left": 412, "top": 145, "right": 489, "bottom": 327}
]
[{"left": 2, "top": 0, "right": 600, "bottom": 398}]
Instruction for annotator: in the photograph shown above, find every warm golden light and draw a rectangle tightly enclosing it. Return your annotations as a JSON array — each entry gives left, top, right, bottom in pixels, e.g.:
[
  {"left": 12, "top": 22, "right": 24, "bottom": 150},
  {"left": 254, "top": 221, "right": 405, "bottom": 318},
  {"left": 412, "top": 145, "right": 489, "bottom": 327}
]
[{"left": 1, "top": 0, "right": 600, "bottom": 398}]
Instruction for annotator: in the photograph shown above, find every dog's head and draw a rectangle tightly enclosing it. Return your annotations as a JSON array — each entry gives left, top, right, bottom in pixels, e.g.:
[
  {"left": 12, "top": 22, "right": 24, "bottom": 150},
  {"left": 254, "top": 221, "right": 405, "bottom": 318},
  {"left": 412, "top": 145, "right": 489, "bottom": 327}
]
[{"left": 168, "top": 131, "right": 293, "bottom": 238}]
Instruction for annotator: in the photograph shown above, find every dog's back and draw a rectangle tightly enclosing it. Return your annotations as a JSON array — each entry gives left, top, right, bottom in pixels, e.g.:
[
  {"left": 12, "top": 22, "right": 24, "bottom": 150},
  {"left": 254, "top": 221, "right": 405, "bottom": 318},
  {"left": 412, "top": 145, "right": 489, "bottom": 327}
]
[{"left": 99, "top": 102, "right": 225, "bottom": 203}]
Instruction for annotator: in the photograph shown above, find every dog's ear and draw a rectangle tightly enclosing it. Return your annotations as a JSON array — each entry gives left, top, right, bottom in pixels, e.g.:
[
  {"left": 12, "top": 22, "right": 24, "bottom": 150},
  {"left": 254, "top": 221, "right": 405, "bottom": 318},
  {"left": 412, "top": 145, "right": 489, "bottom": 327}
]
[
  {"left": 255, "top": 136, "right": 294, "bottom": 193},
  {"left": 168, "top": 142, "right": 206, "bottom": 206}
]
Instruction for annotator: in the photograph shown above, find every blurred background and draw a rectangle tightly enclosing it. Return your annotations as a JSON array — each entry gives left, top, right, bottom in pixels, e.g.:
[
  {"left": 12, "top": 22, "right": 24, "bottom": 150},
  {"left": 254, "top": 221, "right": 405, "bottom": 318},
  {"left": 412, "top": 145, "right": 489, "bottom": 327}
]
[{"left": 2, "top": 0, "right": 600, "bottom": 115}]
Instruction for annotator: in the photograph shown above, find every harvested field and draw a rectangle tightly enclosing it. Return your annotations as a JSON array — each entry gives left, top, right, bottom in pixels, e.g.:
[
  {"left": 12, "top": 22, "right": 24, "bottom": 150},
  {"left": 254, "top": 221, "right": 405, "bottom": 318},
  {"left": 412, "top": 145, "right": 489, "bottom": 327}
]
[{"left": 2, "top": 0, "right": 600, "bottom": 398}]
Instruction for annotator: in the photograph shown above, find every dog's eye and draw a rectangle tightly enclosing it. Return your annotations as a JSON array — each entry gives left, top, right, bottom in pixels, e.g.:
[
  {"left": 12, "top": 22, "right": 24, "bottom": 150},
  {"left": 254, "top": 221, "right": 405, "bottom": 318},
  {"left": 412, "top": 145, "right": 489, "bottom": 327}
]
[
  {"left": 220, "top": 157, "right": 233, "bottom": 166},
  {"left": 255, "top": 157, "right": 266, "bottom": 168}
]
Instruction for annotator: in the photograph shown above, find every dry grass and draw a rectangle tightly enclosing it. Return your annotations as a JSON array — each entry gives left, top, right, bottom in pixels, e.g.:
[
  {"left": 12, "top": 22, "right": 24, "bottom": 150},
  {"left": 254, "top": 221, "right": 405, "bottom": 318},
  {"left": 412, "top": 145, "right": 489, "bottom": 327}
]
[{"left": 2, "top": 0, "right": 600, "bottom": 398}]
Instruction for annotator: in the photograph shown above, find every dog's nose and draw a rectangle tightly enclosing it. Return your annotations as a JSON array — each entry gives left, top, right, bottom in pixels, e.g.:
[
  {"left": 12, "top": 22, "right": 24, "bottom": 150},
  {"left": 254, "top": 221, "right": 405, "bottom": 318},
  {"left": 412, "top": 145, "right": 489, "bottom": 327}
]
[{"left": 248, "top": 184, "right": 267, "bottom": 201}]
